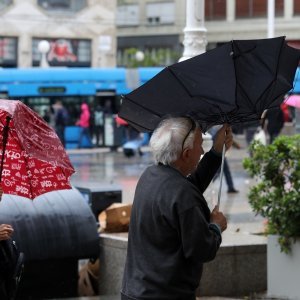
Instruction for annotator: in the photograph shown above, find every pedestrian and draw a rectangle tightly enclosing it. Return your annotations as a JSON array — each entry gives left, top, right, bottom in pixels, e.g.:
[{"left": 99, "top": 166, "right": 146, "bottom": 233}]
[
  {"left": 0, "top": 223, "right": 14, "bottom": 243},
  {"left": 42, "top": 108, "right": 51, "bottom": 124},
  {"left": 0, "top": 186, "right": 23, "bottom": 300},
  {"left": 281, "top": 102, "right": 292, "bottom": 123},
  {"left": 93, "top": 105, "right": 104, "bottom": 147},
  {"left": 265, "top": 107, "right": 284, "bottom": 144},
  {"left": 0, "top": 186, "right": 14, "bottom": 244},
  {"left": 121, "top": 117, "right": 231, "bottom": 300},
  {"left": 209, "top": 126, "right": 239, "bottom": 193},
  {"left": 0, "top": 221, "right": 14, "bottom": 298},
  {"left": 76, "top": 103, "right": 92, "bottom": 148},
  {"left": 53, "top": 100, "right": 69, "bottom": 147},
  {"left": 244, "top": 120, "right": 260, "bottom": 146}
]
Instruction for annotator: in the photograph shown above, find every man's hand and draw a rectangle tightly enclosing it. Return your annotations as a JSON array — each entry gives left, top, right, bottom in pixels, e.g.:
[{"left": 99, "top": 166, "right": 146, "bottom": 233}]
[
  {"left": 210, "top": 206, "right": 227, "bottom": 232},
  {"left": 0, "top": 224, "right": 14, "bottom": 241},
  {"left": 213, "top": 124, "right": 233, "bottom": 153}
]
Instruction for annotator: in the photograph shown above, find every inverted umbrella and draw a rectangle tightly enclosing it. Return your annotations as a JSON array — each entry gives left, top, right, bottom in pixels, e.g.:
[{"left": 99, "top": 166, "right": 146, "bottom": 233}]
[
  {"left": 0, "top": 100, "right": 75, "bottom": 199},
  {"left": 119, "top": 36, "right": 300, "bottom": 132},
  {"left": 119, "top": 36, "right": 300, "bottom": 206}
]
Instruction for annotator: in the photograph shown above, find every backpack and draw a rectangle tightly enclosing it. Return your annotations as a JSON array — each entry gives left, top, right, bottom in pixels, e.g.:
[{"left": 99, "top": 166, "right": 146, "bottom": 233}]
[
  {"left": 0, "top": 239, "right": 24, "bottom": 299},
  {"left": 94, "top": 110, "right": 104, "bottom": 126}
]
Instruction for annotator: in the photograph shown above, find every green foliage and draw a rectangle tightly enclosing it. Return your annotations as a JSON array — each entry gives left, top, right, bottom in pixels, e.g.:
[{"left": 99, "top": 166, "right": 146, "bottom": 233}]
[
  {"left": 243, "top": 135, "right": 300, "bottom": 253},
  {"left": 122, "top": 47, "right": 180, "bottom": 67}
]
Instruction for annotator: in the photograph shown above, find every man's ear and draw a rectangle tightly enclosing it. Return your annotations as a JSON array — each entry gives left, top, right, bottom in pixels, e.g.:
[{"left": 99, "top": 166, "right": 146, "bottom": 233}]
[{"left": 181, "top": 147, "right": 190, "bottom": 162}]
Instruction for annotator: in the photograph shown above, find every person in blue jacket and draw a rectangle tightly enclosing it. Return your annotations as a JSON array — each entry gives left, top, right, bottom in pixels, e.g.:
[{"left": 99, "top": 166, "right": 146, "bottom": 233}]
[{"left": 121, "top": 117, "right": 232, "bottom": 300}]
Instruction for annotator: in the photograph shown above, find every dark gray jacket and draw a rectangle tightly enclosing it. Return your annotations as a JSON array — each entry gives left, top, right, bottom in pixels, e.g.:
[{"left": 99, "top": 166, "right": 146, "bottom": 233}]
[{"left": 121, "top": 150, "right": 222, "bottom": 300}]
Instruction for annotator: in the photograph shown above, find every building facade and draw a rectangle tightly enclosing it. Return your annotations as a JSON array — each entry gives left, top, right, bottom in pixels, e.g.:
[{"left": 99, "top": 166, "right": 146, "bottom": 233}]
[
  {"left": 116, "top": 0, "right": 300, "bottom": 66},
  {"left": 0, "top": 0, "right": 117, "bottom": 68}
]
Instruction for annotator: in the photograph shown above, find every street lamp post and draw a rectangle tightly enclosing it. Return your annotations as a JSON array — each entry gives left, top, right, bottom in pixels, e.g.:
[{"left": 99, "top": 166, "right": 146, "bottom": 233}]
[
  {"left": 179, "top": 0, "right": 207, "bottom": 62},
  {"left": 38, "top": 40, "right": 50, "bottom": 68}
]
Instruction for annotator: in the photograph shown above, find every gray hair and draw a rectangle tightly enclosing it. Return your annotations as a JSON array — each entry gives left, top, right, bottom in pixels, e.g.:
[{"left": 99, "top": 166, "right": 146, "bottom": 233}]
[{"left": 150, "top": 117, "right": 198, "bottom": 165}]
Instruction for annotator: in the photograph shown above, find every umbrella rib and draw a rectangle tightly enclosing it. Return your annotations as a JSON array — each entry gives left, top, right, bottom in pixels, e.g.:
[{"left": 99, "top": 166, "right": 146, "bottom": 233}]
[
  {"left": 121, "top": 95, "right": 164, "bottom": 131},
  {"left": 167, "top": 67, "right": 197, "bottom": 98},
  {"left": 236, "top": 81, "right": 259, "bottom": 116},
  {"left": 123, "top": 96, "right": 163, "bottom": 119}
]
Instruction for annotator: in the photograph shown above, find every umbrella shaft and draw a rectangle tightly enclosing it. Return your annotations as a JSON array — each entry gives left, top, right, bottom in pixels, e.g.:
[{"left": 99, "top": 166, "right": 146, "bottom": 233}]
[{"left": 217, "top": 144, "right": 226, "bottom": 207}]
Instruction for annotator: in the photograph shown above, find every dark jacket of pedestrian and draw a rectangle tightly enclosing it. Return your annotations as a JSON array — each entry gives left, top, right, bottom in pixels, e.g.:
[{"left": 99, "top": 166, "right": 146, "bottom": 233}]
[
  {"left": 266, "top": 107, "right": 284, "bottom": 134},
  {"left": 266, "top": 107, "right": 284, "bottom": 143}
]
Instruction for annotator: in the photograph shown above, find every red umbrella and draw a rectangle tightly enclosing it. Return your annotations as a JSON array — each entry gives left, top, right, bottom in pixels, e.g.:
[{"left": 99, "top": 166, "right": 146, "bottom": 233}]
[{"left": 0, "top": 99, "right": 75, "bottom": 199}]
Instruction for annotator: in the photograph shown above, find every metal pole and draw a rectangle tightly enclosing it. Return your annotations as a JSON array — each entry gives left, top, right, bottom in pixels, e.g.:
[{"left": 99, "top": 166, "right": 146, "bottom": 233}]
[
  {"left": 179, "top": 0, "right": 207, "bottom": 62},
  {"left": 217, "top": 144, "right": 226, "bottom": 207}
]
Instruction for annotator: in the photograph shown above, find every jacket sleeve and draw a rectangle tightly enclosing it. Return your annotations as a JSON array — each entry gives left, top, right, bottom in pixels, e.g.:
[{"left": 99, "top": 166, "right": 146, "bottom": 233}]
[
  {"left": 188, "top": 149, "right": 222, "bottom": 193},
  {"left": 179, "top": 205, "right": 222, "bottom": 263}
]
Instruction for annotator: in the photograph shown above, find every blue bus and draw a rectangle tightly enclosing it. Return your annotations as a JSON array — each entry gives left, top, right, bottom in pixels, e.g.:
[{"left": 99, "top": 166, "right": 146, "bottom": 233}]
[
  {"left": 0, "top": 66, "right": 299, "bottom": 116},
  {"left": 0, "top": 67, "right": 163, "bottom": 120}
]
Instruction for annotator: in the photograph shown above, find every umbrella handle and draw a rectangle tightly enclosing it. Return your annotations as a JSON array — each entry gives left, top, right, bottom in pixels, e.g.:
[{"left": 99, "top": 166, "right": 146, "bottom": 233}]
[
  {"left": 217, "top": 143, "right": 226, "bottom": 207},
  {"left": 0, "top": 116, "right": 11, "bottom": 184}
]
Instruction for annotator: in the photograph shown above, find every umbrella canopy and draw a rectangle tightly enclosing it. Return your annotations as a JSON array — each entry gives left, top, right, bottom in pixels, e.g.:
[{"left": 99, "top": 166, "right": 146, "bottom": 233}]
[
  {"left": 119, "top": 36, "right": 300, "bottom": 132},
  {"left": 285, "top": 94, "right": 300, "bottom": 109},
  {"left": 0, "top": 99, "right": 75, "bottom": 199}
]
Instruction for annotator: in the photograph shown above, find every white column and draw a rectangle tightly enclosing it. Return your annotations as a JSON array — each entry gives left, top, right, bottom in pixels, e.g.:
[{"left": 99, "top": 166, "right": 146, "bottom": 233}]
[
  {"left": 284, "top": 0, "right": 293, "bottom": 19},
  {"left": 179, "top": 0, "right": 207, "bottom": 62},
  {"left": 267, "top": 0, "right": 275, "bottom": 38},
  {"left": 18, "top": 34, "right": 32, "bottom": 68},
  {"left": 226, "top": 0, "right": 235, "bottom": 22}
]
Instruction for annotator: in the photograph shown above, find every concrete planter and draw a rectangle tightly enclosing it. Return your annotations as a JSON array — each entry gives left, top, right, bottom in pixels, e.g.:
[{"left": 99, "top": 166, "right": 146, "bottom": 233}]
[
  {"left": 99, "top": 233, "right": 267, "bottom": 297},
  {"left": 268, "top": 235, "right": 300, "bottom": 300}
]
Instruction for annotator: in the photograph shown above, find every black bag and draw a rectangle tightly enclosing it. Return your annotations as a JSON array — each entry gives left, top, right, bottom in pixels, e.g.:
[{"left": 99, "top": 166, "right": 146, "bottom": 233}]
[{"left": 0, "top": 239, "right": 24, "bottom": 300}]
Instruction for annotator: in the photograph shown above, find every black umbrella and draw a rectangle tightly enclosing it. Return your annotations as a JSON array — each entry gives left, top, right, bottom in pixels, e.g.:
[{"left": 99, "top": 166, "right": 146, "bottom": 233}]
[
  {"left": 119, "top": 36, "right": 300, "bottom": 206},
  {"left": 119, "top": 36, "right": 300, "bottom": 133}
]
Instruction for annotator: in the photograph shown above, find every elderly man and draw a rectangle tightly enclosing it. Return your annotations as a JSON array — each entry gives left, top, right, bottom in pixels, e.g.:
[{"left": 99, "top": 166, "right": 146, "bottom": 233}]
[{"left": 121, "top": 117, "right": 232, "bottom": 300}]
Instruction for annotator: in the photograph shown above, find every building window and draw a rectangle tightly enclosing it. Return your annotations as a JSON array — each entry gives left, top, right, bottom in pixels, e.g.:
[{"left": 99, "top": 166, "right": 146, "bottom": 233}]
[
  {"left": 37, "top": 0, "right": 87, "bottom": 12},
  {"left": 0, "top": 37, "right": 17, "bottom": 67},
  {"left": 294, "top": 0, "right": 300, "bottom": 15},
  {"left": 116, "top": 4, "right": 139, "bottom": 26},
  {"left": 205, "top": 0, "right": 226, "bottom": 21},
  {"left": 236, "top": 0, "right": 283, "bottom": 18},
  {"left": 32, "top": 38, "right": 91, "bottom": 67},
  {"left": 236, "top": 0, "right": 267, "bottom": 18},
  {"left": 275, "top": 0, "right": 284, "bottom": 16},
  {"left": 146, "top": 2, "right": 175, "bottom": 25}
]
